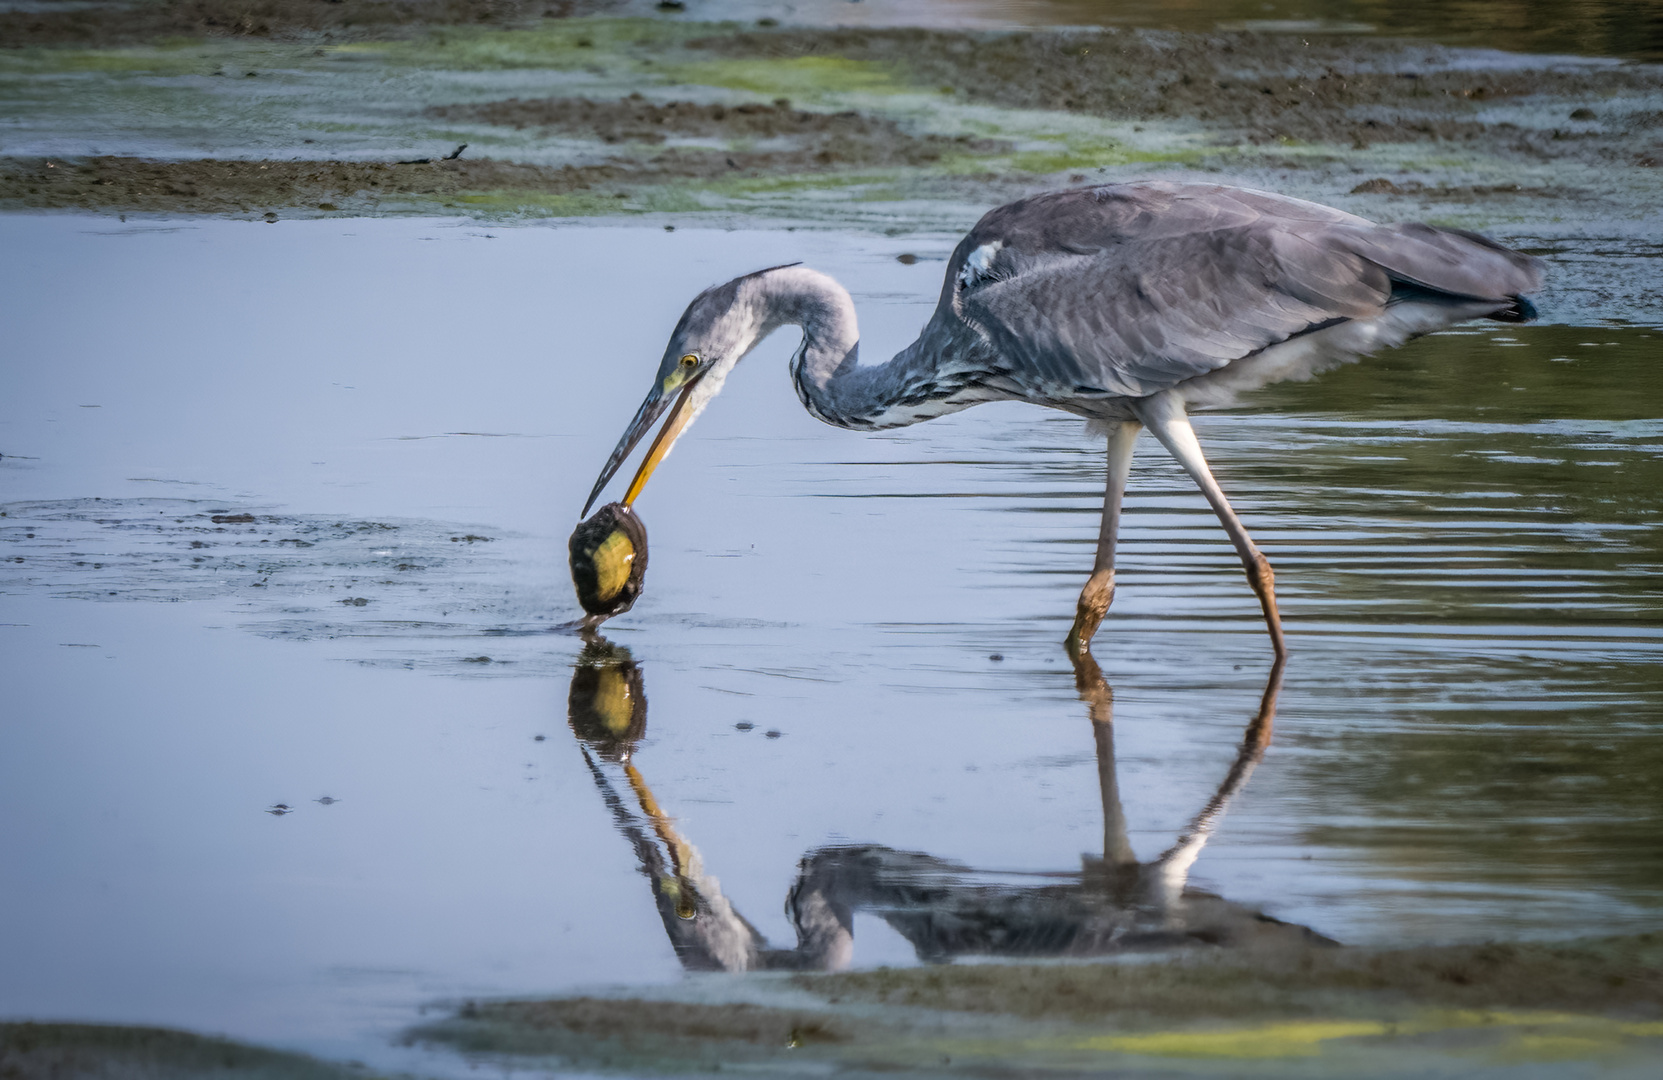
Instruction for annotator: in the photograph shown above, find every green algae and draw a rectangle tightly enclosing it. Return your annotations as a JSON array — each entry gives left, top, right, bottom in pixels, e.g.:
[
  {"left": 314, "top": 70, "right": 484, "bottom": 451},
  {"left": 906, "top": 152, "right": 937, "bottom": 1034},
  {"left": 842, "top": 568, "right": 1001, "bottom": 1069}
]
[{"left": 668, "top": 55, "right": 907, "bottom": 98}]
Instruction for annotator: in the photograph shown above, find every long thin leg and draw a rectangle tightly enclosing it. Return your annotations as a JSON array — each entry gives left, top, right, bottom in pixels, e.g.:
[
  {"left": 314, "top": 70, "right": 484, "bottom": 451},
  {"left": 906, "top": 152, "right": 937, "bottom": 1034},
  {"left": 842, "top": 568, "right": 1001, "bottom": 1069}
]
[
  {"left": 1134, "top": 392, "right": 1287, "bottom": 659},
  {"left": 1066, "top": 419, "right": 1141, "bottom": 657}
]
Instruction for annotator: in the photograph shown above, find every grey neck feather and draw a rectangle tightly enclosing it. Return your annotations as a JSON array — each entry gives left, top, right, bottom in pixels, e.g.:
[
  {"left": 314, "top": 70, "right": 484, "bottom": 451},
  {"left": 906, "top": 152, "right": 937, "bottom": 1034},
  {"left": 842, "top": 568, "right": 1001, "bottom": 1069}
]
[{"left": 744, "top": 266, "right": 938, "bottom": 430}]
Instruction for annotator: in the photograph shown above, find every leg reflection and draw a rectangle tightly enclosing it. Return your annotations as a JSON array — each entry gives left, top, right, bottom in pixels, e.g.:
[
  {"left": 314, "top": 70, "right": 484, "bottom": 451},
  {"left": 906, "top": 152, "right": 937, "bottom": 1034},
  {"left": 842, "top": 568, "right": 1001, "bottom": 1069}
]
[
  {"left": 566, "top": 637, "right": 1326, "bottom": 975},
  {"left": 568, "top": 634, "right": 786, "bottom": 972}
]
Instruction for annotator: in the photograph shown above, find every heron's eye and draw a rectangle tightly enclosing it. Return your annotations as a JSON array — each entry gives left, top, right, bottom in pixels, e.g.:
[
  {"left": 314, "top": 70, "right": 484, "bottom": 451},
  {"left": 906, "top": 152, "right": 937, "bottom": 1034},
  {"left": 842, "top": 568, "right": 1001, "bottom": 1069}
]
[{"left": 679, "top": 354, "right": 699, "bottom": 369}]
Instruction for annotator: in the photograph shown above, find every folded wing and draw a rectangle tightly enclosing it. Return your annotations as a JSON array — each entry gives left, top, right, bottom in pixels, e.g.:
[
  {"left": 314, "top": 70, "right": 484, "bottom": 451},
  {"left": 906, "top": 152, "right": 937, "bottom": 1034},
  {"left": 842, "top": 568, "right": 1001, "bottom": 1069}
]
[{"left": 947, "top": 182, "right": 1543, "bottom": 400}]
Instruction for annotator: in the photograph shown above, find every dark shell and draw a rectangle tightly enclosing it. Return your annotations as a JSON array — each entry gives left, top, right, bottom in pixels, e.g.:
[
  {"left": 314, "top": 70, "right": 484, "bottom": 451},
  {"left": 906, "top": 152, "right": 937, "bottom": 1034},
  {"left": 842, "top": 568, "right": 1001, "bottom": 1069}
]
[
  {"left": 568, "top": 638, "right": 647, "bottom": 761},
  {"left": 569, "top": 502, "right": 649, "bottom": 618}
]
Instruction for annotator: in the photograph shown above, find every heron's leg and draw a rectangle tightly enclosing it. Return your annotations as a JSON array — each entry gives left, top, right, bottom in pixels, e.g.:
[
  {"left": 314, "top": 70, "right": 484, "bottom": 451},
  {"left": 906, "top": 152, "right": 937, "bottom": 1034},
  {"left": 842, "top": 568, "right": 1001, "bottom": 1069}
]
[
  {"left": 1135, "top": 392, "right": 1287, "bottom": 658},
  {"left": 1065, "top": 420, "right": 1141, "bottom": 657}
]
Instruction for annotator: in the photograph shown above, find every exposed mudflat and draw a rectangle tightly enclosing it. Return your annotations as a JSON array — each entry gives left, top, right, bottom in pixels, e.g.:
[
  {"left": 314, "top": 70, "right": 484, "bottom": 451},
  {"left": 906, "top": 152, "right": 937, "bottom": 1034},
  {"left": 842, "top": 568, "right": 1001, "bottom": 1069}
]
[
  {"left": 693, "top": 25, "right": 1663, "bottom": 160},
  {"left": 0, "top": 0, "right": 610, "bottom": 48},
  {"left": 810, "top": 934, "right": 1663, "bottom": 1022},
  {"left": 430, "top": 92, "right": 1008, "bottom": 161},
  {"left": 409, "top": 934, "right": 1663, "bottom": 1076},
  {"left": 0, "top": 154, "right": 619, "bottom": 213},
  {"left": 0, "top": 1022, "right": 375, "bottom": 1080},
  {"left": 6, "top": 899, "right": 1660, "bottom": 1074},
  {"left": 1, "top": 16, "right": 1658, "bottom": 227}
]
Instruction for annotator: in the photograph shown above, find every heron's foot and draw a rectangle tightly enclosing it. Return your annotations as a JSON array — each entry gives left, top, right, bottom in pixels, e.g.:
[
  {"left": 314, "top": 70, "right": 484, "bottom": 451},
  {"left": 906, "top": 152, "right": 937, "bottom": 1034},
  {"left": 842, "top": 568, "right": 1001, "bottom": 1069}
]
[
  {"left": 1242, "top": 552, "right": 1288, "bottom": 659},
  {"left": 1064, "top": 569, "right": 1116, "bottom": 660}
]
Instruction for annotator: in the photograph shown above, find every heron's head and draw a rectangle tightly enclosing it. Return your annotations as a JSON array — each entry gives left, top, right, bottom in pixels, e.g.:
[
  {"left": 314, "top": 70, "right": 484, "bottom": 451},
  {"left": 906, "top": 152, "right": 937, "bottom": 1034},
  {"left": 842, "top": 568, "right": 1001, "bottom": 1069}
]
[{"left": 582, "top": 266, "right": 796, "bottom": 516}]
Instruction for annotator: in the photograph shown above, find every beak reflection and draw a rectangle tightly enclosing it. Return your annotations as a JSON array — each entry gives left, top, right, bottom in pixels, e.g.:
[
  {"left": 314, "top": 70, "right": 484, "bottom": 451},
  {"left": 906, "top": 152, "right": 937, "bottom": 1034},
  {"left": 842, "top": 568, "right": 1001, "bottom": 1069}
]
[
  {"left": 565, "top": 641, "right": 1319, "bottom": 973},
  {"left": 582, "top": 370, "right": 706, "bottom": 518}
]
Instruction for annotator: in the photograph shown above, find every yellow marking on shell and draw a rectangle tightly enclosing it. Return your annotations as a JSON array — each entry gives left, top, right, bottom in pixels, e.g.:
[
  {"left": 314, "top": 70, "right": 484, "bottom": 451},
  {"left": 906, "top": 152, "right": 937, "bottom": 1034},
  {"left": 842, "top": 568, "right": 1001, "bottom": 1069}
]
[
  {"left": 590, "top": 667, "right": 635, "bottom": 736},
  {"left": 590, "top": 529, "right": 636, "bottom": 602}
]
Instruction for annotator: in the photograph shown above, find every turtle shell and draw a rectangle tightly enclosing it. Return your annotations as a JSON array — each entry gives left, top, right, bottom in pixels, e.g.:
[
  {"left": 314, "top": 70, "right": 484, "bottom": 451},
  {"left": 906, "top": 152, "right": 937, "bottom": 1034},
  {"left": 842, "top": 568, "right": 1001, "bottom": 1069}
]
[{"left": 569, "top": 502, "right": 649, "bottom": 618}]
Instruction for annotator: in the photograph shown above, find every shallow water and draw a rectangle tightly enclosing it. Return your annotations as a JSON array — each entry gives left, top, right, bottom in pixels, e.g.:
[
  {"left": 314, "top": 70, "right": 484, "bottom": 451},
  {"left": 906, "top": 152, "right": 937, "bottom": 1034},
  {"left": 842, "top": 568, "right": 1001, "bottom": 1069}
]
[{"left": 1, "top": 213, "right": 1660, "bottom": 1071}]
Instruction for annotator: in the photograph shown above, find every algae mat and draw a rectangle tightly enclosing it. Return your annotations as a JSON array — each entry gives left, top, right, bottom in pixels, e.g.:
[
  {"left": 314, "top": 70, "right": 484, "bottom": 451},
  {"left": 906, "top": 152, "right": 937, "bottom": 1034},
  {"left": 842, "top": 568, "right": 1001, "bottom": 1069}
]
[{"left": 1, "top": 15, "right": 1659, "bottom": 232}]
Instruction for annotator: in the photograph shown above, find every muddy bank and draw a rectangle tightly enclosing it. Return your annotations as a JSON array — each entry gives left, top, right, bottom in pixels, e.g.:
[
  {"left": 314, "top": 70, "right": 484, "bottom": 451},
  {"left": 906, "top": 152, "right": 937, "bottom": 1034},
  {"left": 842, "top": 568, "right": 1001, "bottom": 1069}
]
[
  {"left": 808, "top": 934, "right": 1663, "bottom": 1022},
  {"left": 695, "top": 26, "right": 1663, "bottom": 160},
  {"left": 2, "top": 15, "right": 1659, "bottom": 221},
  {"left": 0, "top": 0, "right": 612, "bottom": 48},
  {"left": 0, "top": 154, "right": 620, "bottom": 213},
  {"left": 430, "top": 91, "right": 1004, "bottom": 155},
  {"left": 0, "top": 86, "right": 1014, "bottom": 213},
  {"left": 427, "top": 997, "right": 859, "bottom": 1056},
  {"left": 410, "top": 934, "right": 1663, "bottom": 1075},
  {"left": 0, "top": 147, "right": 982, "bottom": 218},
  {"left": 0, "top": 1022, "right": 382, "bottom": 1079}
]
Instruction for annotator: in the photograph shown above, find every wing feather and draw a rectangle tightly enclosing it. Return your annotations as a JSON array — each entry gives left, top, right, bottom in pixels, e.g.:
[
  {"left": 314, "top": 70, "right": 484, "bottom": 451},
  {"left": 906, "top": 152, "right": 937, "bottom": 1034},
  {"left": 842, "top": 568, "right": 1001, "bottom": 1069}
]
[{"left": 943, "top": 182, "right": 1543, "bottom": 400}]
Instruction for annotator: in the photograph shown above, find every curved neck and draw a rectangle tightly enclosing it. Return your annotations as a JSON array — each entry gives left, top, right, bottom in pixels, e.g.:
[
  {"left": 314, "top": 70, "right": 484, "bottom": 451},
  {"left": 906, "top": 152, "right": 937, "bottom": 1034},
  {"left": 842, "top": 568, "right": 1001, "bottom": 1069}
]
[{"left": 746, "top": 266, "right": 933, "bottom": 431}]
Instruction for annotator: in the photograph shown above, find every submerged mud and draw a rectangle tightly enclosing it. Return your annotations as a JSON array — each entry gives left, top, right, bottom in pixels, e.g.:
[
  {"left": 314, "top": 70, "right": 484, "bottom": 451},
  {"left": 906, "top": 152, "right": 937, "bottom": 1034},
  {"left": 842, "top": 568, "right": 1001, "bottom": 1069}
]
[{"left": 0, "top": 498, "right": 574, "bottom": 669}]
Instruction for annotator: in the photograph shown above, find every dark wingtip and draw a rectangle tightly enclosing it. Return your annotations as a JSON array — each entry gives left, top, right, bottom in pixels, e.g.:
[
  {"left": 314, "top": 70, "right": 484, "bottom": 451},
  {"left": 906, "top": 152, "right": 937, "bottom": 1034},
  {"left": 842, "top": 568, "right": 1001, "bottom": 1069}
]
[{"left": 1487, "top": 294, "right": 1539, "bottom": 323}]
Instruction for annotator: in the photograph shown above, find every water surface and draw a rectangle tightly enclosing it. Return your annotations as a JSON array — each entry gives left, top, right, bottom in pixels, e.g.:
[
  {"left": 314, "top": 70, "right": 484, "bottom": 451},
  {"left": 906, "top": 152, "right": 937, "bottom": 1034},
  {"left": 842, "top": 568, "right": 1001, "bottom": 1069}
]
[{"left": 0, "top": 213, "right": 1659, "bottom": 1071}]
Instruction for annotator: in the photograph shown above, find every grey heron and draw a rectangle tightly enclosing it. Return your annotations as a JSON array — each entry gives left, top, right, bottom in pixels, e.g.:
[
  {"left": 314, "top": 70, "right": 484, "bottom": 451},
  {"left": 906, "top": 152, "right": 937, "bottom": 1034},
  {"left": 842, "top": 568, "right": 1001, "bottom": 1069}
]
[{"left": 583, "top": 181, "right": 1544, "bottom": 657}]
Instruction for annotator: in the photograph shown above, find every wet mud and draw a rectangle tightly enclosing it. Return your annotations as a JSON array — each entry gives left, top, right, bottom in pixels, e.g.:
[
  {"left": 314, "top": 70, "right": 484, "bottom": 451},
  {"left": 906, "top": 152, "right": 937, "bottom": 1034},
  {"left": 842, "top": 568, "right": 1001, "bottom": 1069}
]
[
  {"left": 694, "top": 26, "right": 1663, "bottom": 161},
  {"left": 0, "top": 0, "right": 610, "bottom": 49},
  {"left": 411, "top": 934, "right": 1663, "bottom": 1076},
  {"left": 0, "top": 102, "right": 1006, "bottom": 213},
  {"left": 811, "top": 934, "right": 1663, "bottom": 1022},
  {"left": 0, "top": 1022, "right": 379, "bottom": 1080},
  {"left": 431, "top": 91, "right": 1008, "bottom": 160},
  {"left": 2, "top": 17, "right": 1657, "bottom": 220},
  {"left": 0, "top": 155, "right": 626, "bottom": 214}
]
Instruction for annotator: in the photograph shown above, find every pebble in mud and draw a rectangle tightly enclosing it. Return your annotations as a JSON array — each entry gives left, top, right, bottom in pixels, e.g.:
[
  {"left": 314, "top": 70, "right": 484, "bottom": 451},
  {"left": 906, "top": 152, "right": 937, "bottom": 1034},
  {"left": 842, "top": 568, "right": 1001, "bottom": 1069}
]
[{"left": 568, "top": 503, "right": 648, "bottom": 620}]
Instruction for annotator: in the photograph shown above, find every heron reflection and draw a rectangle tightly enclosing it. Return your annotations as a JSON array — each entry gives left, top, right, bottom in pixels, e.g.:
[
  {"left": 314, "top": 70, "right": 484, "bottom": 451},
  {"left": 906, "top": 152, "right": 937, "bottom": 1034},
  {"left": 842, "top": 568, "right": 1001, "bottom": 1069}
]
[{"left": 567, "top": 637, "right": 1328, "bottom": 972}]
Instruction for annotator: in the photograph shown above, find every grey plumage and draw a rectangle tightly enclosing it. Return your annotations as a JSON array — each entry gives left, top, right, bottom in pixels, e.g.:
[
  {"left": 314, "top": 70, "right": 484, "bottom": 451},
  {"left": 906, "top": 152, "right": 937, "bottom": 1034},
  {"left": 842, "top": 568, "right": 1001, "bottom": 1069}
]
[
  {"left": 928, "top": 181, "right": 1543, "bottom": 413},
  {"left": 585, "top": 181, "right": 1545, "bottom": 654}
]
